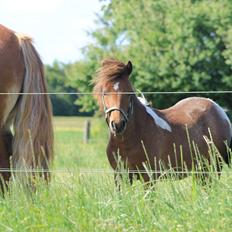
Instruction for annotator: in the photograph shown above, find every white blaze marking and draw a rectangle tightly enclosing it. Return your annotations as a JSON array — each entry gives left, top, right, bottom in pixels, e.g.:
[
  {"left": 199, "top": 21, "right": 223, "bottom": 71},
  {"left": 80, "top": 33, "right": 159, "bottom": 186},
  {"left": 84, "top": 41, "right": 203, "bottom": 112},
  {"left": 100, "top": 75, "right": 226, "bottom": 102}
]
[
  {"left": 137, "top": 96, "right": 172, "bottom": 132},
  {"left": 113, "top": 82, "right": 120, "bottom": 91}
]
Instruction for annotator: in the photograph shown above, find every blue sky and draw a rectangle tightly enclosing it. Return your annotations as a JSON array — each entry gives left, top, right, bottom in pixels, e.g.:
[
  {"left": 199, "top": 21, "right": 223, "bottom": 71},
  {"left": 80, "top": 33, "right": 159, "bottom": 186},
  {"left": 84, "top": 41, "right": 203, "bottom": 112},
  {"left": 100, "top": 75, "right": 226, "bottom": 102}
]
[{"left": 1, "top": 0, "right": 102, "bottom": 64}]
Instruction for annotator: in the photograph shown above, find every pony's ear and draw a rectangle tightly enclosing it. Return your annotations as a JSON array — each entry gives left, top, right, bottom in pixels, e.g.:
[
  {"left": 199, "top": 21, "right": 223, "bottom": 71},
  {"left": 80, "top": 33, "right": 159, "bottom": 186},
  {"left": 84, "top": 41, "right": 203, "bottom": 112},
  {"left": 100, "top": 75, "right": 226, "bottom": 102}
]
[{"left": 126, "top": 61, "right": 133, "bottom": 76}]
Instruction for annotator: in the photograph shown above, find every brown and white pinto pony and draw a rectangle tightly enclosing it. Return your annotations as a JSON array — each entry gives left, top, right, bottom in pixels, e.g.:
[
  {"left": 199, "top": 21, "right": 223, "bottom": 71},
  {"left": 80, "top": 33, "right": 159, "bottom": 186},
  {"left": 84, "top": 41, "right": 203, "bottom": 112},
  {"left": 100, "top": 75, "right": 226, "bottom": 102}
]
[
  {"left": 94, "top": 59, "right": 232, "bottom": 185},
  {"left": 0, "top": 24, "right": 53, "bottom": 190}
]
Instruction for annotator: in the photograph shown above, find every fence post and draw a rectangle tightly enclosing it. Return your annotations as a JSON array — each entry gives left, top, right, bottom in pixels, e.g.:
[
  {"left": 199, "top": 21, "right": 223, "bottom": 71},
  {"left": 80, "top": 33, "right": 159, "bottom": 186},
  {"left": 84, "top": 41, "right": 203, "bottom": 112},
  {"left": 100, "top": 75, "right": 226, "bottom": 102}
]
[{"left": 84, "top": 120, "right": 91, "bottom": 143}]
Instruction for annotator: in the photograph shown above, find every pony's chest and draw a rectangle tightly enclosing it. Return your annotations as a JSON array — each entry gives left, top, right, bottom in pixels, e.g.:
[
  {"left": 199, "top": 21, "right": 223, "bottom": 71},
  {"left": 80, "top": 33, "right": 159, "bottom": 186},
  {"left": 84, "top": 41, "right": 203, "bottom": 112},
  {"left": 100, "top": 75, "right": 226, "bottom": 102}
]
[{"left": 107, "top": 140, "right": 151, "bottom": 168}]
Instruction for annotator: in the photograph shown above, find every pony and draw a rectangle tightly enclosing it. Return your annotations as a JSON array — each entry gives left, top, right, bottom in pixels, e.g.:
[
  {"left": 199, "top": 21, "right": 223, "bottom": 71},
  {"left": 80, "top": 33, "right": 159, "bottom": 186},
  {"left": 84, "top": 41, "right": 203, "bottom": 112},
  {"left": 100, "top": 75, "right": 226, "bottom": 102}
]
[
  {"left": 0, "top": 24, "right": 53, "bottom": 191},
  {"left": 94, "top": 59, "right": 232, "bottom": 186}
]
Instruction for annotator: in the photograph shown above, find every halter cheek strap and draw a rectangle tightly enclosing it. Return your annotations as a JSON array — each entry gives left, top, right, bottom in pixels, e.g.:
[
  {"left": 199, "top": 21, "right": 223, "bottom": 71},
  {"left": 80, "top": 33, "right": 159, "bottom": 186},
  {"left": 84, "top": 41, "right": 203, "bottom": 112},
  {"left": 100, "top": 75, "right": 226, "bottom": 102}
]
[{"left": 102, "top": 94, "right": 133, "bottom": 125}]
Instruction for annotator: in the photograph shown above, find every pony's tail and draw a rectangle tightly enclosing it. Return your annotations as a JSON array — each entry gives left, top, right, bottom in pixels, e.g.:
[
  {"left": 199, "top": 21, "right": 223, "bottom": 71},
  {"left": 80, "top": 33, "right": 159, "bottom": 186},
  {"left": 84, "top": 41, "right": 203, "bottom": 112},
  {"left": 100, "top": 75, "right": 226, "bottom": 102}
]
[{"left": 12, "top": 33, "right": 53, "bottom": 174}]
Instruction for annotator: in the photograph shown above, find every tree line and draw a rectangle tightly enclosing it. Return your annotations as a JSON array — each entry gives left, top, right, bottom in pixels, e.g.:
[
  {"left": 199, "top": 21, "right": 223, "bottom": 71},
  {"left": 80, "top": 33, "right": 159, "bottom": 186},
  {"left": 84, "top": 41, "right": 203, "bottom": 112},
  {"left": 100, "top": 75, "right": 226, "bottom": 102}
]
[{"left": 45, "top": 0, "right": 232, "bottom": 116}]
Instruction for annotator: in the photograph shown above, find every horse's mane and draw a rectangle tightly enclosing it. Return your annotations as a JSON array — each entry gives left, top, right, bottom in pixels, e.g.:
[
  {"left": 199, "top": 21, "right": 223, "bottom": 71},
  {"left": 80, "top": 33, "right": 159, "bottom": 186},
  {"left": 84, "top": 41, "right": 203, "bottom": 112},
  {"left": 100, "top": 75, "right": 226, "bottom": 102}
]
[{"left": 93, "top": 59, "right": 127, "bottom": 93}]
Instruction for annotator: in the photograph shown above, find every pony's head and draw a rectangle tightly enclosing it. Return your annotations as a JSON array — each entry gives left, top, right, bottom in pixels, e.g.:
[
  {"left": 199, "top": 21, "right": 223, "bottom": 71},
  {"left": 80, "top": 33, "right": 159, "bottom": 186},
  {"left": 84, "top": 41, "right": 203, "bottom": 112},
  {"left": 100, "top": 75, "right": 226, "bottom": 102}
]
[{"left": 94, "top": 59, "right": 134, "bottom": 135}]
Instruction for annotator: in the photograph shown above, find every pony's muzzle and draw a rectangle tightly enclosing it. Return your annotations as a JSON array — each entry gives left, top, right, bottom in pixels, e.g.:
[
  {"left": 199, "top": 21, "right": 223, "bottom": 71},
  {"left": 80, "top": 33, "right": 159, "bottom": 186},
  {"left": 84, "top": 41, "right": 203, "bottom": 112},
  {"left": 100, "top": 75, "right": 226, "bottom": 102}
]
[{"left": 110, "top": 119, "right": 127, "bottom": 135}]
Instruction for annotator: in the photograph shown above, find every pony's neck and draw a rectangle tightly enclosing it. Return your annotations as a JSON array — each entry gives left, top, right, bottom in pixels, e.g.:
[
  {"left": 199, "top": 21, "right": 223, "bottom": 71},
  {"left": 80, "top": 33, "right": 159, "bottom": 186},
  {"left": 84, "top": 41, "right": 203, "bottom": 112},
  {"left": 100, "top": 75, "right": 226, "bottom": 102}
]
[
  {"left": 109, "top": 95, "right": 172, "bottom": 142},
  {"left": 128, "top": 95, "right": 153, "bottom": 130}
]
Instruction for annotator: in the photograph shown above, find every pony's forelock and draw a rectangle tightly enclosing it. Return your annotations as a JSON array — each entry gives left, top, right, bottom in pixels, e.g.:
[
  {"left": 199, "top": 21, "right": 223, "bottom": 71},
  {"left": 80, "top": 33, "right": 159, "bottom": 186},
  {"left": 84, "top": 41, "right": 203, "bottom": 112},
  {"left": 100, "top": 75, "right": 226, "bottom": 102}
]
[
  {"left": 93, "top": 59, "right": 128, "bottom": 94},
  {"left": 93, "top": 59, "right": 128, "bottom": 110}
]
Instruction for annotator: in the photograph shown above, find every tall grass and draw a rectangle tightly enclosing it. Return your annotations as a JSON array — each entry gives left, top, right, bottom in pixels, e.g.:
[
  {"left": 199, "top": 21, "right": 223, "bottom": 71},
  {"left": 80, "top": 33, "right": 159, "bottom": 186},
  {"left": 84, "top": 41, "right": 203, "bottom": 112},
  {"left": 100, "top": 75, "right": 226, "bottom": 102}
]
[{"left": 0, "top": 117, "right": 231, "bottom": 232}]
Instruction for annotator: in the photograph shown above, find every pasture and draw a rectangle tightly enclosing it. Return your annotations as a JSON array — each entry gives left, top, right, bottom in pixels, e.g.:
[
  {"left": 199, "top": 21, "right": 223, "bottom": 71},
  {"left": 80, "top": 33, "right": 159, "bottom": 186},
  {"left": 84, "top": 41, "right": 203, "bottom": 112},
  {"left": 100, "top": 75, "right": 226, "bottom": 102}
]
[{"left": 0, "top": 117, "right": 231, "bottom": 232}]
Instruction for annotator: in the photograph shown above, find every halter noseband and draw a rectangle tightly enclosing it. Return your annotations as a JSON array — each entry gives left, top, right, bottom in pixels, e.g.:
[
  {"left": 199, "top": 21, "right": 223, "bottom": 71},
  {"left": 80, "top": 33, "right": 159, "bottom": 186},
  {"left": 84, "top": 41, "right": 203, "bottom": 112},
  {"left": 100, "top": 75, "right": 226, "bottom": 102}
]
[{"left": 101, "top": 93, "right": 134, "bottom": 125}]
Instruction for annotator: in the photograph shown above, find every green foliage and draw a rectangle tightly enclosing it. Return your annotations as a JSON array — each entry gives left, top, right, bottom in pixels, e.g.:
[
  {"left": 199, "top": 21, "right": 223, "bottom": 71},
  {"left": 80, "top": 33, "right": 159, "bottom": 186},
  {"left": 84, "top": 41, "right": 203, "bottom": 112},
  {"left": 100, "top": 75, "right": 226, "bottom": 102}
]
[
  {"left": 67, "top": 0, "right": 232, "bottom": 112},
  {"left": 45, "top": 61, "right": 80, "bottom": 116},
  {"left": 65, "top": 60, "right": 98, "bottom": 113}
]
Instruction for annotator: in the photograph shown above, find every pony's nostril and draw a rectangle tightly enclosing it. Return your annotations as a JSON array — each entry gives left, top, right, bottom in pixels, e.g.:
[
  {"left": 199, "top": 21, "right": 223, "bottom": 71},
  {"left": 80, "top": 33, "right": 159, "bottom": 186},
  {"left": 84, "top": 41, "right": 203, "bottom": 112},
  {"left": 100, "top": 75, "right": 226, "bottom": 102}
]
[
  {"left": 118, "top": 120, "right": 126, "bottom": 132},
  {"left": 111, "top": 121, "right": 116, "bottom": 131},
  {"left": 110, "top": 120, "right": 126, "bottom": 134}
]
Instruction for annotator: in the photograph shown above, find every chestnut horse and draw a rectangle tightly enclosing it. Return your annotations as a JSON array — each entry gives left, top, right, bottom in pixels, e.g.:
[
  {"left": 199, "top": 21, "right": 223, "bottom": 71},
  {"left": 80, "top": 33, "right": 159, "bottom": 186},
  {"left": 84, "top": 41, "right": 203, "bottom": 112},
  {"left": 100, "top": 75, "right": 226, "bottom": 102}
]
[
  {"left": 94, "top": 59, "right": 232, "bottom": 185},
  {"left": 0, "top": 24, "right": 53, "bottom": 190}
]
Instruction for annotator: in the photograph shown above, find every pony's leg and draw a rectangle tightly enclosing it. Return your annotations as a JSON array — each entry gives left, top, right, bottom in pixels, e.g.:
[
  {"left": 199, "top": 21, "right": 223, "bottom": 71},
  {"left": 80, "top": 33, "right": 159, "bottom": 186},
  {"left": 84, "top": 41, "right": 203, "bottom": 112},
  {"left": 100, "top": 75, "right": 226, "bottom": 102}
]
[
  {"left": 194, "top": 163, "right": 218, "bottom": 187},
  {"left": 114, "top": 172, "right": 122, "bottom": 191},
  {"left": 129, "top": 172, "right": 133, "bottom": 185},
  {"left": 199, "top": 156, "right": 224, "bottom": 186},
  {"left": 2, "top": 130, "right": 13, "bottom": 156},
  {"left": 114, "top": 171, "right": 134, "bottom": 191},
  {"left": 141, "top": 173, "right": 156, "bottom": 189},
  {"left": 0, "top": 130, "right": 13, "bottom": 193}
]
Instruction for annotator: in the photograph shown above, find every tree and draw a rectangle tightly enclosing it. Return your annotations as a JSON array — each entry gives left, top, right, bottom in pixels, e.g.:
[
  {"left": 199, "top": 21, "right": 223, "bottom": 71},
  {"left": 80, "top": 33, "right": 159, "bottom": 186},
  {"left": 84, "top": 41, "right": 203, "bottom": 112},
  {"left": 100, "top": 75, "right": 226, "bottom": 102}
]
[
  {"left": 67, "top": 0, "right": 232, "bottom": 113},
  {"left": 45, "top": 61, "right": 80, "bottom": 116}
]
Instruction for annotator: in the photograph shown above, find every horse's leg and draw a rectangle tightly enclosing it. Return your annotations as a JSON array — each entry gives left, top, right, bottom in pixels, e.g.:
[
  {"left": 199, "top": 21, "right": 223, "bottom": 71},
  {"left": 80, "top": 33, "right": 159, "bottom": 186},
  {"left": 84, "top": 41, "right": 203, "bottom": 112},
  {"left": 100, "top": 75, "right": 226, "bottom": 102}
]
[
  {"left": 140, "top": 172, "right": 156, "bottom": 189},
  {"left": 114, "top": 172, "right": 122, "bottom": 191},
  {"left": 2, "top": 130, "right": 13, "bottom": 156},
  {"left": 200, "top": 155, "right": 224, "bottom": 186},
  {"left": 194, "top": 162, "right": 218, "bottom": 187},
  {"left": 129, "top": 172, "right": 133, "bottom": 185},
  {"left": 114, "top": 171, "right": 134, "bottom": 191},
  {"left": 0, "top": 130, "right": 13, "bottom": 193}
]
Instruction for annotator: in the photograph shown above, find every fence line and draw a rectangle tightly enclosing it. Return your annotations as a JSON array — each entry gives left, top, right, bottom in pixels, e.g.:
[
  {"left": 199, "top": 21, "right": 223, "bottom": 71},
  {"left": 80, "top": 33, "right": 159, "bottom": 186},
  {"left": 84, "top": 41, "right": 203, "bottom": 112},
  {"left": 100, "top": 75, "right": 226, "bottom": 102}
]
[
  {"left": 0, "top": 168, "right": 231, "bottom": 174},
  {"left": 1, "top": 90, "right": 230, "bottom": 175},
  {"left": 0, "top": 90, "right": 232, "bottom": 95}
]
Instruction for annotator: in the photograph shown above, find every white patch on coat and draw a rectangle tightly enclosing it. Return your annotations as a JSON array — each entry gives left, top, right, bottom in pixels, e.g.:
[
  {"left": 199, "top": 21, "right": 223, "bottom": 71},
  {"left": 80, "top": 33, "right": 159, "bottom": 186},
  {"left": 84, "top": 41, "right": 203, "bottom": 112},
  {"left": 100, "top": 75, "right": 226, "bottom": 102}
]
[
  {"left": 113, "top": 82, "right": 120, "bottom": 91},
  {"left": 137, "top": 96, "right": 172, "bottom": 132},
  {"left": 2, "top": 86, "right": 20, "bottom": 125},
  {"left": 137, "top": 96, "right": 149, "bottom": 106}
]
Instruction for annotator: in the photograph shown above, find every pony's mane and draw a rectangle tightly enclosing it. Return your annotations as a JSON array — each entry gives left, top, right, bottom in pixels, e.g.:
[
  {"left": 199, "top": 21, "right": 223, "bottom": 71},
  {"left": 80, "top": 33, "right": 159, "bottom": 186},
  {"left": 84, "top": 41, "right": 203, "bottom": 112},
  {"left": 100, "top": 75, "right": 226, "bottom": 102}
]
[{"left": 93, "top": 59, "right": 127, "bottom": 93}]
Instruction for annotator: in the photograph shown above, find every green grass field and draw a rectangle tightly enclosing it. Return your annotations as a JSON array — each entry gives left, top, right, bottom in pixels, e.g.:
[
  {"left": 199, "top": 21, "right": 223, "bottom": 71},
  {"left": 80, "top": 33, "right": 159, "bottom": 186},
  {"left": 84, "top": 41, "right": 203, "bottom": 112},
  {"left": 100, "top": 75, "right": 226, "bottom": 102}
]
[{"left": 0, "top": 117, "right": 231, "bottom": 232}]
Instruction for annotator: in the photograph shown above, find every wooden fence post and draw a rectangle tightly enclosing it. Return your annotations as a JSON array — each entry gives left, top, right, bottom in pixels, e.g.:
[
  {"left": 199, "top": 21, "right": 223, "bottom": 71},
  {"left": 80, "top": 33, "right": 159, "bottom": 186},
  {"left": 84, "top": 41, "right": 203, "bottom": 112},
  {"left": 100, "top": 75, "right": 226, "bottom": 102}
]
[{"left": 84, "top": 120, "right": 91, "bottom": 143}]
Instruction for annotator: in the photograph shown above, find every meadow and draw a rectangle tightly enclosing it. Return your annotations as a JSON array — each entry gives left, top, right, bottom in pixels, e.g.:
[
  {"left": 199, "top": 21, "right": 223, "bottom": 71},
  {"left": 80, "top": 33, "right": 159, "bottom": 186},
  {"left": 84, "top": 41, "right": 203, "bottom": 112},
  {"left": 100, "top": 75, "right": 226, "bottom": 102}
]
[{"left": 0, "top": 117, "right": 231, "bottom": 232}]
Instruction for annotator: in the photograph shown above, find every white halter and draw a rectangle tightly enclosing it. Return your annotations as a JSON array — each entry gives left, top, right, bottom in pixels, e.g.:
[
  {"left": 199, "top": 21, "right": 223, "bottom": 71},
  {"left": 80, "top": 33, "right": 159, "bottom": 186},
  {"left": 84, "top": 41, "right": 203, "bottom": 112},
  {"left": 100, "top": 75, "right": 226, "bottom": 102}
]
[{"left": 101, "top": 93, "right": 134, "bottom": 125}]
